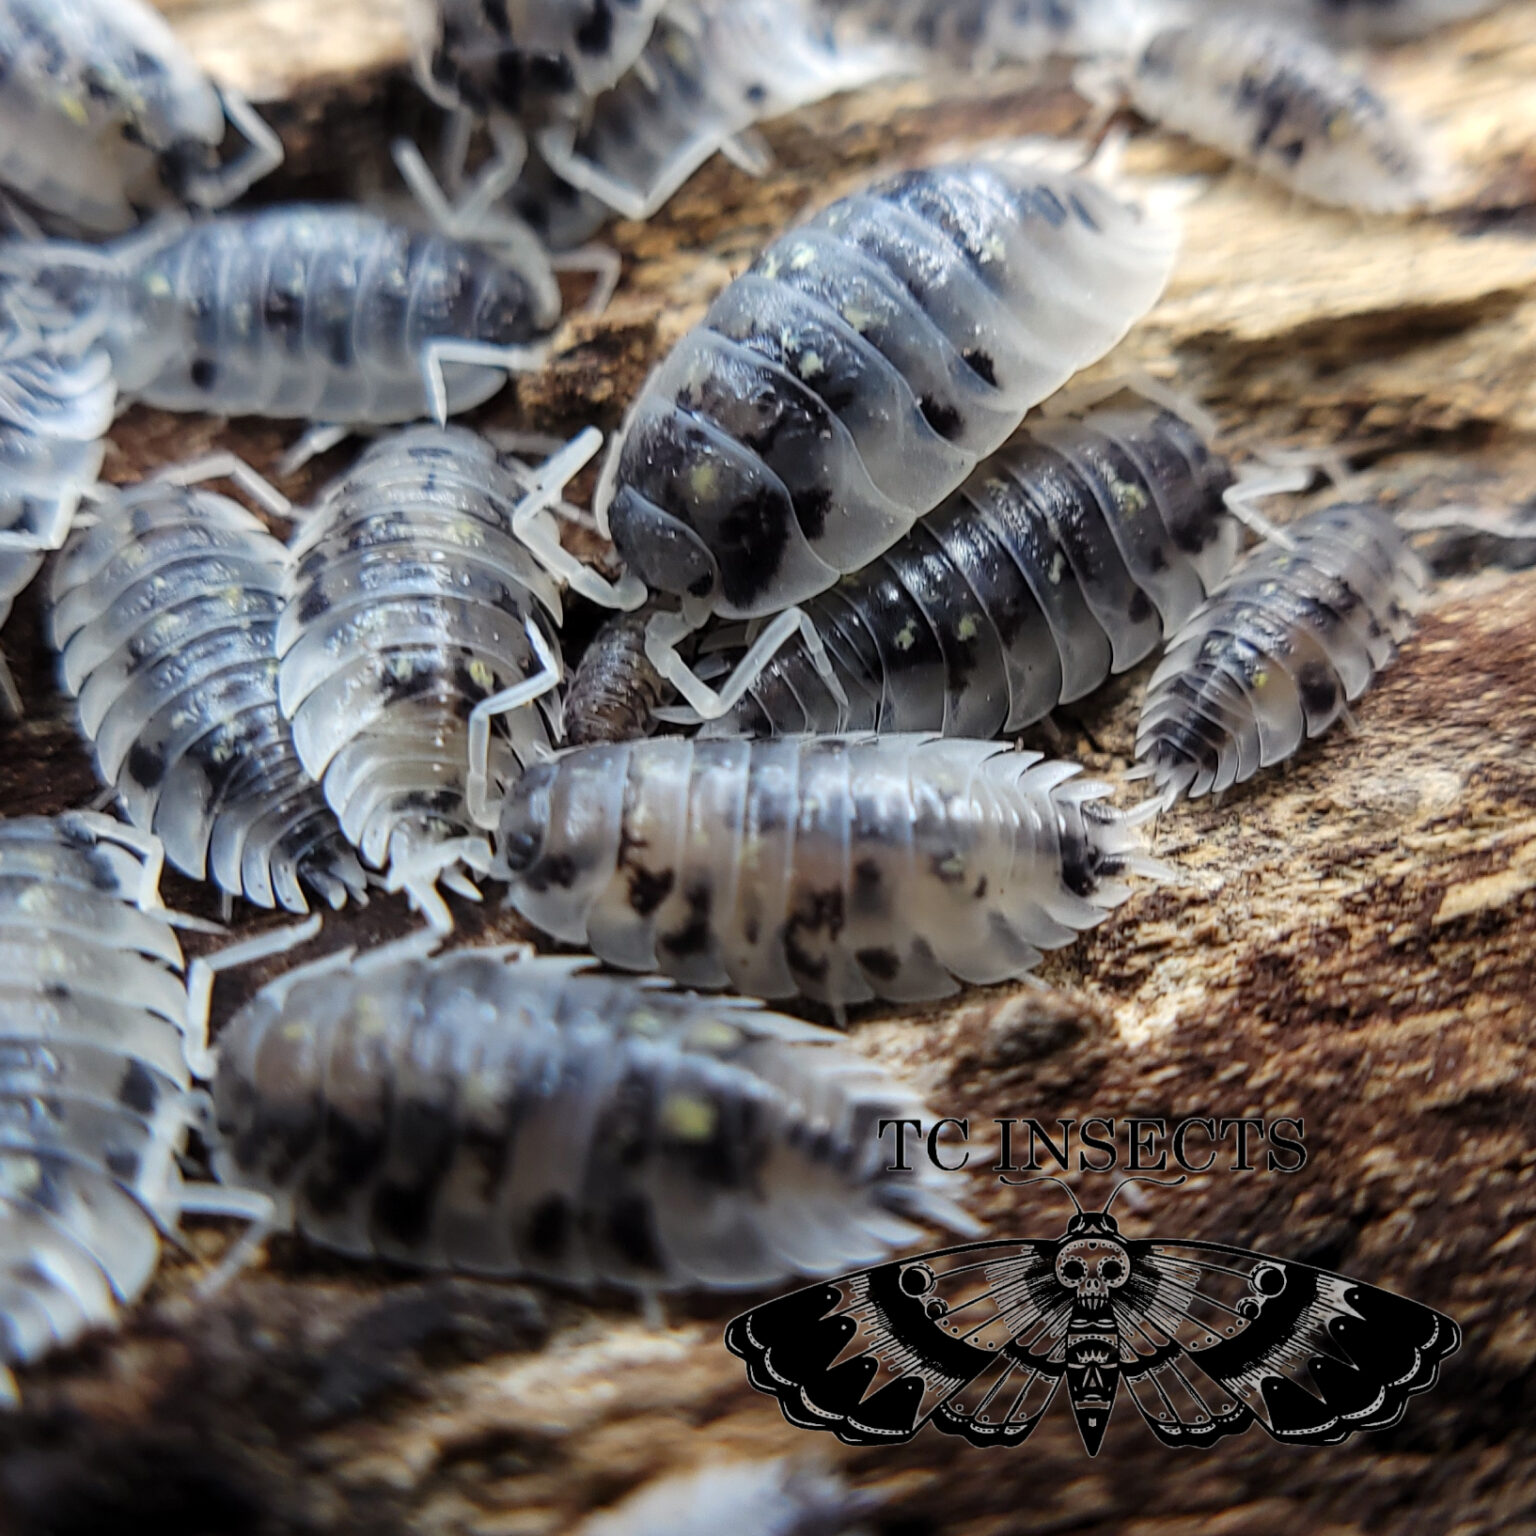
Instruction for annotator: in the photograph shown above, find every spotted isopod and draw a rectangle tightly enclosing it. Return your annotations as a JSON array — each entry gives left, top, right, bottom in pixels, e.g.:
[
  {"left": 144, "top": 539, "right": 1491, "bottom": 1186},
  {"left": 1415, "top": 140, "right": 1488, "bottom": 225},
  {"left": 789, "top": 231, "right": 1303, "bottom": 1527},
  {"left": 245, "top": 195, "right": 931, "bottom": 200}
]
[
  {"left": 593, "top": 158, "right": 1178, "bottom": 717},
  {"left": 528, "top": 0, "right": 905, "bottom": 230},
  {"left": 498, "top": 735, "right": 1160, "bottom": 1012},
  {"left": 26, "top": 202, "right": 562, "bottom": 435},
  {"left": 277, "top": 425, "right": 623, "bottom": 929},
  {"left": 1135, "top": 501, "right": 1426, "bottom": 801},
  {"left": 0, "top": 0, "right": 282, "bottom": 234},
  {"left": 208, "top": 944, "right": 979, "bottom": 1291},
  {"left": 574, "top": 1457, "right": 877, "bottom": 1536},
  {"left": 47, "top": 478, "right": 369, "bottom": 915},
  {"left": 0, "top": 812, "right": 277, "bottom": 1405},
  {"left": 699, "top": 403, "right": 1241, "bottom": 740},
  {"left": 1130, "top": 15, "right": 1447, "bottom": 212}
]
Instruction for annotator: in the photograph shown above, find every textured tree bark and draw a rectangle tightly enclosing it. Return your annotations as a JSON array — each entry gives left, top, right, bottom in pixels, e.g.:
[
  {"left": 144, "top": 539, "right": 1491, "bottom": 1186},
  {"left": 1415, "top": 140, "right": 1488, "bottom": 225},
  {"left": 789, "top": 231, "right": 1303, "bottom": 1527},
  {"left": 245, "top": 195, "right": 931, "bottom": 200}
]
[{"left": 2, "top": 4, "right": 1536, "bottom": 1533}]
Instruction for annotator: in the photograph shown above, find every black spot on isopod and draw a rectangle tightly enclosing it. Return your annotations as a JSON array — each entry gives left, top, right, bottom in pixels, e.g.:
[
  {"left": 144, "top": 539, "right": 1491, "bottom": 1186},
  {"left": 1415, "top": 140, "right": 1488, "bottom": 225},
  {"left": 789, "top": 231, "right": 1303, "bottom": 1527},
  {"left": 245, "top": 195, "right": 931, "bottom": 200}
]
[
  {"left": 105, "top": 1148, "right": 140, "bottom": 1183},
  {"left": 190, "top": 358, "right": 218, "bottom": 391},
  {"left": 118, "top": 1059, "right": 160, "bottom": 1117},
  {"left": 783, "top": 930, "right": 829, "bottom": 987},
  {"left": 972, "top": 876, "right": 988, "bottom": 900},
  {"left": 745, "top": 82, "right": 767, "bottom": 106},
  {"left": 605, "top": 1193, "right": 664, "bottom": 1272},
  {"left": 126, "top": 743, "right": 166, "bottom": 790},
  {"left": 920, "top": 395, "right": 965, "bottom": 442},
  {"left": 1148, "top": 545, "right": 1168, "bottom": 572},
  {"left": 1297, "top": 660, "right": 1339, "bottom": 716},
  {"left": 851, "top": 857, "right": 887, "bottom": 916},
  {"left": 627, "top": 866, "right": 674, "bottom": 917},
  {"left": 1058, "top": 825, "right": 1098, "bottom": 899},
  {"left": 525, "top": 852, "right": 580, "bottom": 893},
  {"left": 717, "top": 488, "right": 794, "bottom": 610},
  {"left": 527, "top": 51, "right": 578, "bottom": 94},
  {"left": 1128, "top": 589, "right": 1154, "bottom": 626},
  {"left": 296, "top": 585, "right": 331, "bottom": 625},
  {"left": 659, "top": 883, "right": 714, "bottom": 959},
  {"left": 525, "top": 1195, "right": 570, "bottom": 1261},
  {"left": 1068, "top": 192, "right": 1099, "bottom": 231},
  {"left": 856, "top": 946, "right": 900, "bottom": 981},
  {"left": 303, "top": 1111, "right": 387, "bottom": 1217},
  {"left": 482, "top": 0, "right": 510, "bottom": 33},
  {"left": 794, "top": 486, "right": 831, "bottom": 541},
  {"left": 963, "top": 348, "right": 997, "bottom": 386},
  {"left": 575, "top": 1, "right": 613, "bottom": 55}
]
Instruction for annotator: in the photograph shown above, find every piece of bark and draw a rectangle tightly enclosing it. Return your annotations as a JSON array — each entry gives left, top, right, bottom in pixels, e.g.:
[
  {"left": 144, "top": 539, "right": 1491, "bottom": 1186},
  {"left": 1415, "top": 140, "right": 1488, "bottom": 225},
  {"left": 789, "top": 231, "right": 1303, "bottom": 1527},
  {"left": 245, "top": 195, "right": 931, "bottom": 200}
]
[{"left": 3, "top": 5, "right": 1536, "bottom": 1534}]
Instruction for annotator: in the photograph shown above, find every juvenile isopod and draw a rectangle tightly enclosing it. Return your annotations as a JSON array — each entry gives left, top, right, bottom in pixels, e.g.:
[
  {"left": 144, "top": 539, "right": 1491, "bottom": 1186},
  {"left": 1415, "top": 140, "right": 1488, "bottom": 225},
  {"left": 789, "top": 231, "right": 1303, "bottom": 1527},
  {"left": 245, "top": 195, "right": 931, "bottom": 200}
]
[
  {"left": 575, "top": 1458, "right": 877, "bottom": 1536},
  {"left": 47, "top": 473, "right": 369, "bottom": 914},
  {"left": 592, "top": 158, "right": 1178, "bottom": 715},
  {"left": 498, "top": 735, "right": 1160, "bottom": 1011},
  {"left": 208, "top": 943, "right": 979, "bottom": 1290},
  {"left": 0, "top": 812, "right": 277, "bottom": 1405},
  {"left": 1129, "top": 15, "right": 1448, "bottom": 211},
  {"left": 562, "top": 607, "right": 672, "bottom": 747},
  {"left": 0, "top": 0, "right": 282, "bottom": 234},
  {"left": 1135, "top": 501, "right": 1426, "bottom": 801},
  {"left": 698, "top": 402, "right": 1241, "bottom": 740},
  {"left": 278, "top": 425, "right": 630, "bottom": 929}
]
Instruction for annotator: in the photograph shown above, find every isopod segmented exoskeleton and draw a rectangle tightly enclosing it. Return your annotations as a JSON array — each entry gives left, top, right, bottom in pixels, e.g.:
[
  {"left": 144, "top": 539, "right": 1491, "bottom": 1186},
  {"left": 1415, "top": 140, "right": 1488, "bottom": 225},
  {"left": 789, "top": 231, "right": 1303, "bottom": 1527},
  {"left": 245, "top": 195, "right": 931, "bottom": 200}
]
[
  {"left": 574, "top": 1457, "right": 877, "bottom": 1536},
  {"left": 0, "top": 0, "right": 282, "bottom": 235},
  {"left": 208, "top": 941, "right": 978, "bottom": 1290},
  {"left": 830, "top": 0, "right": 1169, "bottom": 71},
  {"left": 24, "top": 201, "right": 562, "bottom": 438},
  {"left": 1216, "top": 0, "right": 1503, "bottom": 44},
  {"left": 1135, "top": 501, "right": 1426, "bottom": 801},
  {"left": 277, "top": 425, "right": 628, "bottom": 929},
  {"left": 0, "top": 812, "right": 276, "bottom": 1405},
  {"left": 1129, "top": 15, "right": 1448, "bottom": 212},
  {"left": 562, "top": 607, "right": 673, "bottom": 747},
  {"left": 527, "top": 0, "right": 905, "bottom": 231},
  {"left": 47, "top": 477, "right": 369, "bottom": 914},
  {"left": 697, "top": 403, "right": 1240, "bottom": 740},
  {"left": 592, "top": 158, "right": 1178, "bottom": 718},
  {"left": 498, "top": 735, "right": 1160, "bottom": 1012}
]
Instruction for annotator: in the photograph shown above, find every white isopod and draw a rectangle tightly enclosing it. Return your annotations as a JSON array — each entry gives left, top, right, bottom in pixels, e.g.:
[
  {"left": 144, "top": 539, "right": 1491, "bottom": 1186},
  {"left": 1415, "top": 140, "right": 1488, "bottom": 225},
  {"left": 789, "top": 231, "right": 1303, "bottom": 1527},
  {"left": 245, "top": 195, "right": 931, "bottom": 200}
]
[
  {"left": 0, "top": 812, "right": 277, "bottom": 1405},
  {"left": 208, "top": 941, "right": 979, "bottom": 1290},
  {"left": 47, "top": 476, "right": 369, "bottom": 915},
  {"left": 278, "top": 425, "right": 631, "bottom": 930},
  {"left": 1129, "top": 14, "right": 1449, "bottom": 211},
  {"left": 0, "top": 0, "right": 282, "bottom": 234},
  {"left": 498, "top": 735, "right": 1162, "bottom": 1013}
]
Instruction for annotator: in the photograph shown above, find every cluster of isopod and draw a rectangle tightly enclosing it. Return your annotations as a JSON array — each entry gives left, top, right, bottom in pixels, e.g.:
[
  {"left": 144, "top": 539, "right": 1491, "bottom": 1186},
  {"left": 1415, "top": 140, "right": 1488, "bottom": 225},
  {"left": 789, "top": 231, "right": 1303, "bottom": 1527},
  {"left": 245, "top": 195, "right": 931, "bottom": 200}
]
[{"left": 0, "top": 0, "right": 1474, "bottom": 1434}]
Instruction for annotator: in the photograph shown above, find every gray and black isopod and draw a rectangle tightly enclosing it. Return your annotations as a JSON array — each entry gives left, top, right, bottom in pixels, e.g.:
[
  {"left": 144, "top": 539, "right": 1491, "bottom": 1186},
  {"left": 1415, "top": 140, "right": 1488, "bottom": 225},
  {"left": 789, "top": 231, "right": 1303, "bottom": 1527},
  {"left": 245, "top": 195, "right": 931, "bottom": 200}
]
[
  {"left": 0, "top": 0, "right": 282, "bottom": 235},
  {"left": 208, "top": 943, "right": 978, "bottom": 1291},
  {"left": 663, "top": 401, "right": 1241, "bottom": 741},
  {"left": 0, "top": 812, "right": 278, "bottom": 1406},
  {"left": 498, "top": 734, "right": 1161, "bottom": 1013},
  {"left": 277, "top": 424, "right": 636, "bottom": 930},
  {"left": 1135, "top": 501, "right": 1426, "bottom": 801},
  {"left": 591, "top": 157, "right": 1179, "bottom": 718},
  {"left": 47, "top": 475, "right": 369, "bottom": 915},
  {"left": 1128, "top": 14, "right": 1449, "bottom": 212}
]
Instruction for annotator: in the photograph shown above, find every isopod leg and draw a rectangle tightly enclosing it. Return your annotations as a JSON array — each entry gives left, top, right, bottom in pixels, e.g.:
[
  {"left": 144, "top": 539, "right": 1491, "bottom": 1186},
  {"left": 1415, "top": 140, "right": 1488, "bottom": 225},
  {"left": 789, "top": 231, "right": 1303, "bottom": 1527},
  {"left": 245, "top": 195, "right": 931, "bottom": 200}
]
[
  {"left": 193, "top": 89, "right": 286, "bottom": 209},
  {"left": 508, "top": 428, "right": 647, "bottom": 608},
  {"left": 0, "top": 651, "right": 19, "bottom": 720},
  {"left": 420, "top": 338, "right": 549, "bottom": 425},
  {"left": 720, "top": 129, "right": 774, "bottom": 177},
  {"left": 277, "top": 423, "right": 353, "bottom": 478},
  {"left": 1223, "top": 466, "right": 1313, "bottom": 549},
  {"left": 148, "top": 452, "right": 293, "bottom": 519},
  {"left": 466, "top": 617, "right": 563, "bottom": 828},
  {"left": 536, "top": 126, "right": 662, "bottom": 222},
  {"left": 643, "top": 607, "right": 850, "bottom": 721},
  {"left": 184, "top": 915, "right": 324, "bottom": 1078},
  {"left": 182, "top": 1184, "right": 283, "bottom": 1298},
  {"left": 549, "top": 245, "right": 624, "bottom": 316}
]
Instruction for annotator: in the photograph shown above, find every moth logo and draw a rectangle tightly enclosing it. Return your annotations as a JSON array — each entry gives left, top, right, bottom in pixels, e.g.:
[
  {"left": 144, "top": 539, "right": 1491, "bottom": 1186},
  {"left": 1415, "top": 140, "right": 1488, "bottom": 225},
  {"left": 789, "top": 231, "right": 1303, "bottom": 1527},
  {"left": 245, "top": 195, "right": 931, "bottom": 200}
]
[{"left": 725, "top": 1177, "right": 1459, "bottom": 1456}]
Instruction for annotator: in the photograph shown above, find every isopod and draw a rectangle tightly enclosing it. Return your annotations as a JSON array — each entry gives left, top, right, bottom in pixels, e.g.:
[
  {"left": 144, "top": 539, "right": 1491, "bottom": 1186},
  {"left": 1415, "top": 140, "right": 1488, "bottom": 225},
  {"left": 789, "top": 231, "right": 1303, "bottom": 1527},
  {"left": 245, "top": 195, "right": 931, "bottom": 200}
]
[
  {"left": 530, "top": 0, "right": 905, "bottom": 228},
  {"left": 47, "top": 476, "right": 369, "bottom": 915},
  {"left": 498, "top": 735, "right": 1159, "bottom": 1011},
  {"left": 700, "top": 402, "right": 1240, "bottom": 739},
  {"left": 27, "top": 202, "right": 562, "bottom": 432},
  {"left": 0, "top": 0, "right": 282, "bottom": 234},
  {"left": 208, "top": 944, "right": 979, "bottom": 1290},
  {"left": 277, "top": 425, "right": 619, "bottom": 929},
  {"left": 562, "top": 607, "right": 672, "bottom": 746},
  {"left": 575, "top": 1458, "right": 876, "bottom": 1536},
  {"left": 1129, "top": 15, "right": 1446, "bottom": 211},
  {"left": 1135, "top": 501, "right": 1426, "bottom": 801},
  {"left": 0, "top": 812, "right": 274, "bottom": 1405},
  {"left": 593, "top": 158, "right": 1177, "bottom": 715}
]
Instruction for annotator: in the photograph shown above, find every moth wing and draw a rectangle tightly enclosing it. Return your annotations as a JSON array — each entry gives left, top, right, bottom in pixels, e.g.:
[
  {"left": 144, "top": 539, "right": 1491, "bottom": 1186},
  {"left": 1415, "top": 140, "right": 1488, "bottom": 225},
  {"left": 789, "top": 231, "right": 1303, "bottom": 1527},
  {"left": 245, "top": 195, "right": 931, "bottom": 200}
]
[
  {"left": 725, "top": 1239, "right": 1071, "bottom": 1448},
  {"left": 1112, "top": 1239, "right": 1460, "bottom": 1448}
]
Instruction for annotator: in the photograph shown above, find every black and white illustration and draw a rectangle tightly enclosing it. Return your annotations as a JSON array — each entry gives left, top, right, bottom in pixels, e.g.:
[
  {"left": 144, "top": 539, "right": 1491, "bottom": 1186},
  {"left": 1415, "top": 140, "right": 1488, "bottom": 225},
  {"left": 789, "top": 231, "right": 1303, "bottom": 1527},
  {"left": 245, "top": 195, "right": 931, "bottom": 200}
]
[{"left": 726, "top": 1179, "right": 1460, "bottom": 1456}]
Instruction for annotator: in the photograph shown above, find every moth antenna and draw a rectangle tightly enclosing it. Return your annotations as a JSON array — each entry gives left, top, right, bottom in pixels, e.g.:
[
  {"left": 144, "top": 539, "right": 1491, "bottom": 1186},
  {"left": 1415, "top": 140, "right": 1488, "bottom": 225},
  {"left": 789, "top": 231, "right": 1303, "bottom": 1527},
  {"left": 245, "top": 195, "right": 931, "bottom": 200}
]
[
  {"left": 1103, "top": 1174, "right": 1188, "bottom": 1215},
  {"left": 1002, "top": 1174, "right": 1084, "bottom": 1214}
]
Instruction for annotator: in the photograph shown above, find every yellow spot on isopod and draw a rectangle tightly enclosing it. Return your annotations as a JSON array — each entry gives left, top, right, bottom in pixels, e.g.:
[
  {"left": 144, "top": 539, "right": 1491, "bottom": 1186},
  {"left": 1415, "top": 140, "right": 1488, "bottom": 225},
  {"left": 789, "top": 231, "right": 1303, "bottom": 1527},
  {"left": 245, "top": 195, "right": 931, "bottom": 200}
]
[
  {"left": 467, "top": 659, "right": 495, "bottom": 692},
  {"left": 690, "top": 463, "right": 720, "bottom": 500},
  {"left": 957, "top": 614, "right": 978, "bottom": 642},
  {"left": 660, "top": 1092, "right": 718, "bottom": 1141},
  {"left": 894, "top": 624, "right": 917, "bottom": 651},
  {"left": 799, "top": 351, "right": 824, "bottom": 380}
]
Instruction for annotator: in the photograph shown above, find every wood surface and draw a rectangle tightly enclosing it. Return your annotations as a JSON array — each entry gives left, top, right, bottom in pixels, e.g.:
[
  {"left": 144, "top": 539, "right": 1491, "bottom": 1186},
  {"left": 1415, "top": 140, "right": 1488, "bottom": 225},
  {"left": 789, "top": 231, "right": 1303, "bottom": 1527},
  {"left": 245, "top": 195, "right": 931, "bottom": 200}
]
[{"left": 3, "top": 3, "right": 1536, "bottom": 1533}]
